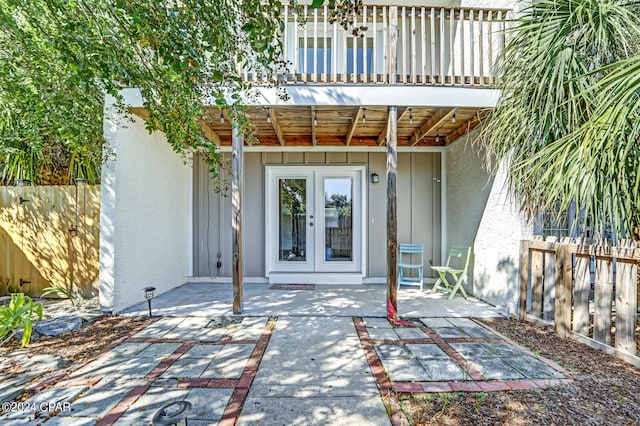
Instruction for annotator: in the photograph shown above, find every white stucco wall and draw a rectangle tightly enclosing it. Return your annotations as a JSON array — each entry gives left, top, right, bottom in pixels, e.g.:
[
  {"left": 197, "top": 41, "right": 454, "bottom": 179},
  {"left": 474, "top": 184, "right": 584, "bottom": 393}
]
[
  {"left": 100, "top": 95, "right": 190, "bottom": 313},
  {"left": 446, "top": 134, "right": 532, "bottom": 314}
]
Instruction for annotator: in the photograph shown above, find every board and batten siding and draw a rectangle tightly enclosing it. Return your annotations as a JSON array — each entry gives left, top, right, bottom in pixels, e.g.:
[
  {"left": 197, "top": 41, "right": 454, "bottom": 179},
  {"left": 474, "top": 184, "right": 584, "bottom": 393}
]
[{"left": 193, "top": 151, "right": 441, "bottom": 279}]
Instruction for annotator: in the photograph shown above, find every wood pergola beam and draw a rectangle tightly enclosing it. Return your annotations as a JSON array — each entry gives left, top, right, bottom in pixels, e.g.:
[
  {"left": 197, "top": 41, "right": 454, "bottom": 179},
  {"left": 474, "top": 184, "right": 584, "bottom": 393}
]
[
  {"left": 345, "top": 107, "right": 364, "bottom": 146},
  {"left": 411, "top": 108, "right": 456, "bottom": 146},
  {"left": 198, "top": 120, "right": 221, "bottom": 146},
  {"left": 130, "top": 107, "right": 223, "bottom": 146},
  {"left": 267, "top": 108, "right": 285, "bottom": 146},
  {"left": 311, "top": 106, "right": 317, "bottom": 146},
  {"left": 377, "top": 107, "right": 407, "bottom": 146},
  {"left": 445, "top": 109, "right": 486, "bottom": 144}
]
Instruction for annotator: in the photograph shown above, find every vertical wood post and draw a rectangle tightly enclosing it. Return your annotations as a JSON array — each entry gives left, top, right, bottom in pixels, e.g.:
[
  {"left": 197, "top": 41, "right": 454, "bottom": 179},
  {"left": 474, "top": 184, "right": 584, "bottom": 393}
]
[
  {"left": 387, "top": 6, "right": 398, "bottom": 312},
  {"left": 518, "top": 240, "right": 529, "bottom": 320},
  {"left": 232, "top": 124, "right": 243, "bottom": 314},
  {"left": 530, "top": 238, "right": 543, "bottom": 318},
  {"left": 615, "top": 244, "right": 637, "bottom": 355},
  {"left": 594, "top": 249, "right": 613, "bottom": 344},
  {"left": 572, "top": 252, "right": 591, "bottom": 336},
  {"left": 554, "top": 244, "right": 572, "bottom": 338},
  {"left": 543, "top": 236, "right": 558, "bottom": 320}
]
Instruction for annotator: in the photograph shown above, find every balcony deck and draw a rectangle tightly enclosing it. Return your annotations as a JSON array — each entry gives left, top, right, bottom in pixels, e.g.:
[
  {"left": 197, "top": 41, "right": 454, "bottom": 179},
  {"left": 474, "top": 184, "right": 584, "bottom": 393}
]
[{"left": 244, "top": 5, "right": 510, "bottom": 88}]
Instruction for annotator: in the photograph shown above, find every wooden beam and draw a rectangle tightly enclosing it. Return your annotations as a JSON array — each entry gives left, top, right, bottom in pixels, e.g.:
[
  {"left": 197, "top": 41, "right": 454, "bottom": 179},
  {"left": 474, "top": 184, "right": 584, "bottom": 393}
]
[
  {"left": 445, "top": 110, "right": 487, "bottom": 144},
  {"left": 311, "top": 106, "right": 317, "bottom": 146},
  {"left": 267, "top": 108, "right": 285, "bottom": 146},
  {"left": 198, "top": 120, "right": 221, "bottom": 146},
  {"left": 231, "top": 124, "right": 243, "bottom": 314},
  {"left": 411, "top": 108, "right": 456, "bottom": 146},
  {"left": 387, "top": 6, "right": 398, "bottom": 313},
  {"left": 130, "top": 107, "right": 150, "bottom": 121},
  {"left": 345, "top": 107, "right": 364, "bottom": 146},
  {"left": 377, "top": 107, "right": 407, "bottom": 146},
  {"left": 130, "top": 107, "right": 222, "bottom": 146}
]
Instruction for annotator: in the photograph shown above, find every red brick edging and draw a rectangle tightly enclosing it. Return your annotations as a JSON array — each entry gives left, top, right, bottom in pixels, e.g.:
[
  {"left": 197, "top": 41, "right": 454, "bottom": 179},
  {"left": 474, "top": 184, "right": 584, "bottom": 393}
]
[{"left": 218, "top": 316, "right": 277, "bottom": 426}]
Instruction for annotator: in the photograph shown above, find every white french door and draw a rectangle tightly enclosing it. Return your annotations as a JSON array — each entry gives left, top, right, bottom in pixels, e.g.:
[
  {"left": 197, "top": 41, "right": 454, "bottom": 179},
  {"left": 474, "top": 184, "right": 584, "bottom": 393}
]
[{"left": 266, "top": 166, "right": 364, "bottom": 275}]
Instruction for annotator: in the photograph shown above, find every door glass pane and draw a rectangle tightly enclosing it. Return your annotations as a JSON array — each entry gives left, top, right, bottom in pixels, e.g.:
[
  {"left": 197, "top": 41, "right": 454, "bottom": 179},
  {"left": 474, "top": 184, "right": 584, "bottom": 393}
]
[
  {"left": 279, "top": 178, "right": 307, "bottom": 262},
  {"left": 324, "top": 178, "right": 352, "bottom": 261}
]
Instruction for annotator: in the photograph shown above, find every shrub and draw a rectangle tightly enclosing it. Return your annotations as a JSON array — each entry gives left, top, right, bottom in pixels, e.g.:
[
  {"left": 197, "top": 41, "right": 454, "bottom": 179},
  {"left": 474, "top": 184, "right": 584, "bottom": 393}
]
[{"left": 0, "top": 293, "right": 43, "bottom": 347}]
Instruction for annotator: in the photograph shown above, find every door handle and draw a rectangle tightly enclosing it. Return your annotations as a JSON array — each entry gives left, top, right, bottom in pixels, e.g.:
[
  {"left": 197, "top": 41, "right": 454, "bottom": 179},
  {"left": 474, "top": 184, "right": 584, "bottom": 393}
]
[
  {"left": 309, "top": 222, "right": 314, "bottom": 227},
  {"left": 309, "top": 215, "right": 314, "bottom": 219}
]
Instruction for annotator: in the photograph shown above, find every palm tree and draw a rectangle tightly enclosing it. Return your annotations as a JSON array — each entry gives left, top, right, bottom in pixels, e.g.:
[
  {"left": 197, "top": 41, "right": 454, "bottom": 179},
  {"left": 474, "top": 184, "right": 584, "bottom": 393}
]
[{"left": 477, "top": 0, "right": 640, "bottom": 240}]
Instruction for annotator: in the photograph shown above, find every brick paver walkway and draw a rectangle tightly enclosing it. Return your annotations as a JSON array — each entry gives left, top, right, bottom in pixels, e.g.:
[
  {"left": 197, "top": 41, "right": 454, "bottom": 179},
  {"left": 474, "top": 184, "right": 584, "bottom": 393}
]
[{"left": 0, "top": 315, "right": 570, "bottom": 425}]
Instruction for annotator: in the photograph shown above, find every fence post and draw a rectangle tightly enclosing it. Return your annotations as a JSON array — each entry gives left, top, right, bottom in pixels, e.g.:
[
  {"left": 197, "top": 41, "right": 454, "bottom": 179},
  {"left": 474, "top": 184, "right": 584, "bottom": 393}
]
[
  {"left": 518, "top": 240, "right": 529, "bottom": 320},
  {"left": 530, "top": 237, "right": 544, "bottom": 318},
  {"left": 543, "top": 236, "right": 558, "bottom": 320},
  {"left": 554, "top": 244, "right": 572, "bottom": 338}
]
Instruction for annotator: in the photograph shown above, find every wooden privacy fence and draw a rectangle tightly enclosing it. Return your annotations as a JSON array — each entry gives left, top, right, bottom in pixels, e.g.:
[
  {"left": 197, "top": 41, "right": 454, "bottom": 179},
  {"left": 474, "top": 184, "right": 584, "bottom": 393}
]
[
  {"left": 0, "top": 185, "right": 100, "bottom": 298},
  {"left": 519, "top": 237, "right": 640, "bottom": 366}
]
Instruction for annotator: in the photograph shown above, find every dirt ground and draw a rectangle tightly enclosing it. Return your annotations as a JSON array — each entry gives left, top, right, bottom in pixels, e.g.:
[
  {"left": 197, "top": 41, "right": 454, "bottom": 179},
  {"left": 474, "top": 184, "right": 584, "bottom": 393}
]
[
  {"left": 397, "top": 318, "right": 640, "bottom": 425},
  {"left": 1, "top": 315, "right": 639, "bottom": 425}
]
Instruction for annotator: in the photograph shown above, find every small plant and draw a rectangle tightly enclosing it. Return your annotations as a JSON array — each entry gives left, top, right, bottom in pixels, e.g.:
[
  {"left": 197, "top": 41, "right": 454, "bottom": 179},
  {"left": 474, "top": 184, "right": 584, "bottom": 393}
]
[
  {"left": 41, "top": 285, "right": 78, "bottom": 306},
  {"left": 0, "top": 293, "right": 43, "bottom": 347},
  {"left": 614, "top": 385, "right": 623, "bottom": 403},
  {"left": 474, "top": 392, "right": 487, "bottom": 415},
  {"left": 438, "top": 393, "right": 451, "bottom": 418}
]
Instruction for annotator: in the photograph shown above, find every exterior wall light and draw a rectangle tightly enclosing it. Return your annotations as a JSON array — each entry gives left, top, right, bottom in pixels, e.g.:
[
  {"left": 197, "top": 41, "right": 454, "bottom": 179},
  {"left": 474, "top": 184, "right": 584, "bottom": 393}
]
[
  {"left": 371, "top": 173, "right": 380, "bottom": 184},
  {"left": 144, "top": 286, "right": 156, "bottom": 318}
]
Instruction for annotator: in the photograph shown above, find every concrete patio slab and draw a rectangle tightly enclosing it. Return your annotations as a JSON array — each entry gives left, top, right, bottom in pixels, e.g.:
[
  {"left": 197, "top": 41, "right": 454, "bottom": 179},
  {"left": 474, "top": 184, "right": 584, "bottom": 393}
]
[
  {"left": 60, "top": 386, "right": 134, "bottom": 419},
  {"left": 406, "top": 343, "right": 450, "bottom": 359},
  {"left": 183, "top": 388, "right": 234, "bottom": 423},
  {"left": 111, "top": 387, "right": 190, "bottom": 426},
  {"left": 237, "top": 397, "right": 391, "bottom": 426},
  {"left": 417, "top": 358, "right": 468, "bottom": 381},
  {"left": 465, "top": 357, "right": 526, "bottom": 380},
  {"left": 122, "top": 283, "right": 507, "bottom": 318},
  {"left": 382, "top": 358, "right": 431, "bottom": 381}
]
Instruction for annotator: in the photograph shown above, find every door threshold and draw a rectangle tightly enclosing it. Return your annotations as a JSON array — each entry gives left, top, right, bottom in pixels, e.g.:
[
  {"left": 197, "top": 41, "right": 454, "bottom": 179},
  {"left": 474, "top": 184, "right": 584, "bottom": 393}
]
[{"left": 268, "top": 273, "right": 363, "bottom": 285}]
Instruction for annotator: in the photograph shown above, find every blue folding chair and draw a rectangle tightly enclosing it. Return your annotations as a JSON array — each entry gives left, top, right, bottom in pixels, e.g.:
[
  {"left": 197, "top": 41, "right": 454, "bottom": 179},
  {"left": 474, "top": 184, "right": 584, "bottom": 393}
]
[{"left": 397, "top": 243, "right": 425, "bottom": 291}]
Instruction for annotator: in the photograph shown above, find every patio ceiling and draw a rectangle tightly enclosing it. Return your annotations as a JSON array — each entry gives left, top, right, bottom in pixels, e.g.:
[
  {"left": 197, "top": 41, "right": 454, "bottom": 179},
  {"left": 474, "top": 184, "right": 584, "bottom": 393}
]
[{"left": 199, "top": 105, "right": 486, "bottom": 147}]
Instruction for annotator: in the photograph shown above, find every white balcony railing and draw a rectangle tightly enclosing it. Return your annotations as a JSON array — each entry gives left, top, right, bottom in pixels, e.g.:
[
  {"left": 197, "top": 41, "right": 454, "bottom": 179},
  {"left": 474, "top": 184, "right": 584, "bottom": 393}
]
[{"left": 245, "top": 5, "right": 510, "bottom": 86}]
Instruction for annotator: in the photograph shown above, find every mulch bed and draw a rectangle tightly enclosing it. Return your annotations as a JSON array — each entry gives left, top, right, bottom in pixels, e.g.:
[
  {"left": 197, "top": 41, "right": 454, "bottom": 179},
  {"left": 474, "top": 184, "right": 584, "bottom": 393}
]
[{"left": 397, "top": 317, "right": 640, "bottom": 425}]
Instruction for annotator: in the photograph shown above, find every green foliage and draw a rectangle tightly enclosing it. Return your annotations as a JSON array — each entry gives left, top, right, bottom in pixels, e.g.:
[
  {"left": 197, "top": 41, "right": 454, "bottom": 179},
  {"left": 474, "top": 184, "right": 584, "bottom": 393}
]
[
  {"left": 0, "top": 0, "right": 362, "bottom": 185},
  {"left": 0, "top": 293, "right": 43, "bottom": 347},
  {"left": 41, "top": 286, "right": 78, "bottom": 306},
  {"left": 477, "top": 0, "right": 640, "bottom": 240}
]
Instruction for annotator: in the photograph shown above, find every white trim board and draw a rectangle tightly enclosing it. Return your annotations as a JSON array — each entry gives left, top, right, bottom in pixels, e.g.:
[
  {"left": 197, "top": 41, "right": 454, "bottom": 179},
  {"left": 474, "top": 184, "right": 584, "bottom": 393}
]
[{"left": 268, "top": 273, "right": 364, "bottom": 285}]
